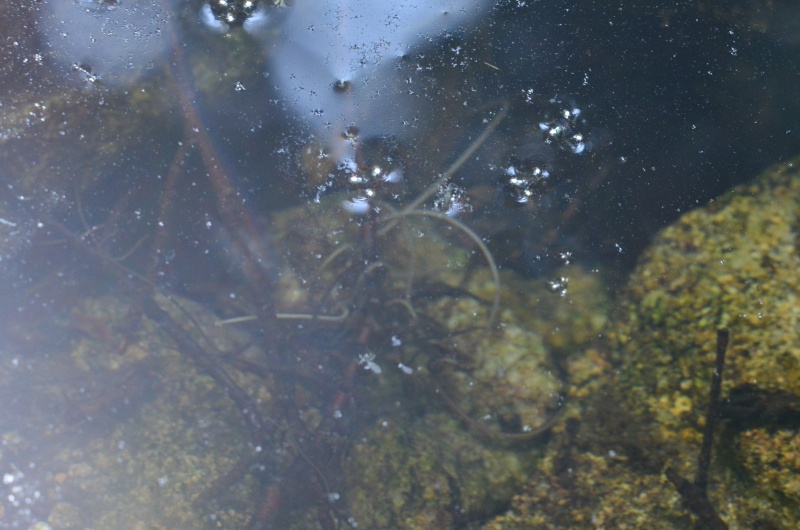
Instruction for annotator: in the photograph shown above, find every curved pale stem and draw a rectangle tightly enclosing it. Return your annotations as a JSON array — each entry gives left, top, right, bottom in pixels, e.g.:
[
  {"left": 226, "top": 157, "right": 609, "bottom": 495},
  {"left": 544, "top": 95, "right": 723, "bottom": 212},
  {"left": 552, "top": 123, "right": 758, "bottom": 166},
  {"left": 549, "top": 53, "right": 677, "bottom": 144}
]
[
  {"left": 379, "top": 209, "right": 501, "bottom": 330},
  {"left": 381, "top": 99, "right": 509, "bottom": 234}
]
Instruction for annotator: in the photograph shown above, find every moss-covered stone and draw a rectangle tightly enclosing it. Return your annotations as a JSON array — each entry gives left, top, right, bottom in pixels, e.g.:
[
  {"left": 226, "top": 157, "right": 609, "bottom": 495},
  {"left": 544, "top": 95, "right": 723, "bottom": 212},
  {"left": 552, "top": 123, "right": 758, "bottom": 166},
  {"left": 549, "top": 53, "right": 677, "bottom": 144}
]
[
  {"left": 484, "top": 157, "right": 800, "bottom": 529},
  {"left": 345, "top": 413, "right": 535, "bottom": 529},
  {"left": 607, "top": 156, "right": 800, "bottom": 527}
]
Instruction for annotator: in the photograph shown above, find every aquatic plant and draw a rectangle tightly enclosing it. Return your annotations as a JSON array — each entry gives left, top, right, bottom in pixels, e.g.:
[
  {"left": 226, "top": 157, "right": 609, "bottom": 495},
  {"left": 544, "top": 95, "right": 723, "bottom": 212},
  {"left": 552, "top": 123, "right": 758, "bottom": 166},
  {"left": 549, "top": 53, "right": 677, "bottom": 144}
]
[
  {"left": 0, "top": 2, "right": 581, "bottom": 528},
  {"left": 39, "top": 90, "right": 563, "bottom": 528}
]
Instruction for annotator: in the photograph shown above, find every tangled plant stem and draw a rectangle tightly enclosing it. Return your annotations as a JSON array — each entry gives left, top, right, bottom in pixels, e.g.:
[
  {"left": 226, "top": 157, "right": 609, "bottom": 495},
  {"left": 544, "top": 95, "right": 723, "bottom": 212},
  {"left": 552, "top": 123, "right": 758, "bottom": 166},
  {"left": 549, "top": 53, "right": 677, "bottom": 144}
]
[
  {"left": 223, "top": 100, "right": 509, "bottom": 332},
  {"left": 378, "top": 209, "right": 501, "bottom": 330}
]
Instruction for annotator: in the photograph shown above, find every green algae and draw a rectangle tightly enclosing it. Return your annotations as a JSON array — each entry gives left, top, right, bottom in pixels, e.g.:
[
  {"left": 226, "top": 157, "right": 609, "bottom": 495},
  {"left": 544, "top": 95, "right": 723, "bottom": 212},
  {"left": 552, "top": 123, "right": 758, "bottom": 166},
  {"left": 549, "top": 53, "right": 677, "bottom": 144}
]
[
  {"left": 483, "top": 157, "right": 800, "bottom": 529},
  {"left": 610, "top": 157, "right": 800, "bottom": 527},
  {"left": 345, "top": 413, "right": 535, "bottom": 529}
]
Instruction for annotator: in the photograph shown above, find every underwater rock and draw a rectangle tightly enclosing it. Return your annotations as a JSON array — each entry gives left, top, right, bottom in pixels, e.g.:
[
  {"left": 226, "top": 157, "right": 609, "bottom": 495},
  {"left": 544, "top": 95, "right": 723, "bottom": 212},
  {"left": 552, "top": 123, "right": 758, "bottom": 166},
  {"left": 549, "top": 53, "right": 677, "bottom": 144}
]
[
  {"left": 610, "top": 156, "right": 800, "bottom": 527},
  {"left": 345, "top": 413, "right": 536, "bottom": 529},
  {"left": 341, "top": 268, "right": 610, "bottom": 528},
  {"left": 483, "top": 156, "right": 800, "bottom": 528},
  {"left": 0, "top": 293, "right": 273, "bottom": 529}
]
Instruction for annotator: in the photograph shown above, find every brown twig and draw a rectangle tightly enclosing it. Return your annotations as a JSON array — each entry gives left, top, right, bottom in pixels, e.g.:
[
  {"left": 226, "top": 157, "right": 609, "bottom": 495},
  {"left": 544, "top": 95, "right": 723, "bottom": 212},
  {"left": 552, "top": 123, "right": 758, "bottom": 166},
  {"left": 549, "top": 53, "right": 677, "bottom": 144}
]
[
  {"left": 666, "top": 329, "right": 729, "bottom": 530},
  {"left": 166, "top": 14, "right": 282, "bottom": 350}
]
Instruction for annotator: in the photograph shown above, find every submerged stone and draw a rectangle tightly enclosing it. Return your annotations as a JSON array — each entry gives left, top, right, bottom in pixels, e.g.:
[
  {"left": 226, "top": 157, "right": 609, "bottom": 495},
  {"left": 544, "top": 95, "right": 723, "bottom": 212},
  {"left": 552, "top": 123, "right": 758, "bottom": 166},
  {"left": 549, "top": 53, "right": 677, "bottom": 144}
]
[
  {"left": 484, "top": 156, "right": 800, "bottom": 528},
  {"left": 610, "top": 156, "right": 800, "bottom": 527}
]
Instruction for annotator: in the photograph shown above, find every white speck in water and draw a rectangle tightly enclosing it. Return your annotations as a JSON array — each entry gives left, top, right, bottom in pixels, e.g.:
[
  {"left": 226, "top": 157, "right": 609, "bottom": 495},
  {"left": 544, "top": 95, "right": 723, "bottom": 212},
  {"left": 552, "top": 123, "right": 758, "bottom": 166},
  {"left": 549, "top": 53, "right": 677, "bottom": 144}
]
[
  {"left": 358, "top": 352, "right": 382, "bottom": 374},
  {"left": 397, "top": 363, "right": 413, "bottom": 375}
]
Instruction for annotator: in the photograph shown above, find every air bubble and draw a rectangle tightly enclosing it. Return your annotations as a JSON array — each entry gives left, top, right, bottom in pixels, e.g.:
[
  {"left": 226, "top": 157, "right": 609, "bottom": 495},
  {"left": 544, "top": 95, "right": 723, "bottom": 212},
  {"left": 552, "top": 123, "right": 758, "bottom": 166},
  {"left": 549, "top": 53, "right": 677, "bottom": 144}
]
[{"left": 434, "top": 183, "right": 472, "bottom": 217}]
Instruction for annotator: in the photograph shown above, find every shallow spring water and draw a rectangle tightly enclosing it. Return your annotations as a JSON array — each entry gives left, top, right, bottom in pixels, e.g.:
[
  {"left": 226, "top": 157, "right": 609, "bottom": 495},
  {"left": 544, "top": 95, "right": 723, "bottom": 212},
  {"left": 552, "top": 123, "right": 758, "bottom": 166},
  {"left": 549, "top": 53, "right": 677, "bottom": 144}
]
[{"left": 0, "top": 1, "right": 798, "bottom": 528}]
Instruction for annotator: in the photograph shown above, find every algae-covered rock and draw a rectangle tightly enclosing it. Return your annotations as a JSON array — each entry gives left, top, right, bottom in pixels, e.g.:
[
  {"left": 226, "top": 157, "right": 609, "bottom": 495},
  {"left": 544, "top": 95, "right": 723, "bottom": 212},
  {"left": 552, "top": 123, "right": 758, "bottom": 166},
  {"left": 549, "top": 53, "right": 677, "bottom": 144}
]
[
  {"left": 611, "top": 156, "right": 800, "bottom": 527},
  {"left": 606, "top": 157, "right": 800, "bottom": 528},
  {"left": 483, "top": 157, "right": 800, "bottom": 529},
  {"left": 0, "top": 293, "right": 274, "bottom": 529},
  {"left": 345, "top": 413, "right": 535, "bottom": 528},
  {"left": 484, "top": 443, "right": 690, "bottom": 529},
  {"left": 614, "top": 158, "right": 800, "bottom": 399},
  {"left": 337, "top": 263, "right": 610, "bottom": 528}
]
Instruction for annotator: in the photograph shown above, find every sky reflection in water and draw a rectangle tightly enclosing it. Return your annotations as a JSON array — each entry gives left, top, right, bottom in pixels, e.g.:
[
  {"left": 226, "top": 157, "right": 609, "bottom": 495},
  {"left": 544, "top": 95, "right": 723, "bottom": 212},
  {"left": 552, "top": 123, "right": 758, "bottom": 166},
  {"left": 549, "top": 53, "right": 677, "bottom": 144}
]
[
  {"left": 39, "top": 0, "right": 493, "bottom": 162},
  {"left": 1, "top": 1, "right": 799, "bottom": 527}
]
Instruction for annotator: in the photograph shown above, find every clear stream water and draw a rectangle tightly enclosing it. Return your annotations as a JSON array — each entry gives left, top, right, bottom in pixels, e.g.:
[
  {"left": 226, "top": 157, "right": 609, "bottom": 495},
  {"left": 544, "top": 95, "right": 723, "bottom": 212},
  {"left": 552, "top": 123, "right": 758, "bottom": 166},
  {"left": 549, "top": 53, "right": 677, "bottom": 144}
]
[{"left": 0, "top": 1, "right": 798, "bottom": 528}]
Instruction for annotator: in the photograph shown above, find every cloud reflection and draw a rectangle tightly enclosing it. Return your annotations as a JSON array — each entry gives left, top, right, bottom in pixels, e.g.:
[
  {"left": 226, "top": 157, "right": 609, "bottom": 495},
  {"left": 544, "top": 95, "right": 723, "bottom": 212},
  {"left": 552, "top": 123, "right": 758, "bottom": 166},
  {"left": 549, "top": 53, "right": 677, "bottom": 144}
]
[
  {"left": 38, "top": 0, "right": 491, "bottom": 157},
  {"left": 256, "top": 0, "right": 492, "bottom": 157}
]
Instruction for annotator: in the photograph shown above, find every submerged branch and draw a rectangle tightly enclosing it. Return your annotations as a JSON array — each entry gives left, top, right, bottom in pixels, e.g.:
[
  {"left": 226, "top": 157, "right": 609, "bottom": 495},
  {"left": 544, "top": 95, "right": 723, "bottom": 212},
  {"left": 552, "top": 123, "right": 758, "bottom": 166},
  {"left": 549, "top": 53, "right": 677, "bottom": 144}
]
[{"left": 666, "top": 329, "right": 729, "bottom": 530}]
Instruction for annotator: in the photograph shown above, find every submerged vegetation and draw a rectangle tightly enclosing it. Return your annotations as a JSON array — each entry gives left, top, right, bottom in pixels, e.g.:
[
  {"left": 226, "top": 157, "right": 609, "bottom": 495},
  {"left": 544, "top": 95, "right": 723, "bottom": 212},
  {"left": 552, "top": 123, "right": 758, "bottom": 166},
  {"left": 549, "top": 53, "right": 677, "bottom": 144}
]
[
  {"left": 0, "top": 91, "right": 602, "bottom": 526},
  {"left": 0, "top": 7, "right": 593, "bottom": 525},
  {"left": 1, "top": 1, "right": 799, "bottom": 528},
  {"left": 484, "top": 158, "right": 800, "bottom": 529}
]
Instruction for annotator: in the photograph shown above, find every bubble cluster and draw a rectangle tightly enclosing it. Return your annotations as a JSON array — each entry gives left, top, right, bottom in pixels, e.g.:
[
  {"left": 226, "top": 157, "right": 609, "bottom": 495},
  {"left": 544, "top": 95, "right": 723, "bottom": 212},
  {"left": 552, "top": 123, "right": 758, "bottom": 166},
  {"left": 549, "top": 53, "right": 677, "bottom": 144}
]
[
  {"left": 548, "top": 276, "right": 569, "bottom": 297},
  {"left": 340, "top": 160, "right": 403, "bottom": 214},
  {"left": 538, "top": 103, "right": 588, "bottom": 155},
  {"left": 206, "top": 0, "right": 259, "bottom": 27},
  {"left": 500, "top": 96, "right": 591, "bottom": 207},
  {"left": 434, "top": 183, "right": 472, "bottom": 217},
  {"left": 503, "top": 159, "right": 551, "bottom": 205},
  {"left": 324, "top": 134, "right": 403, "bottom": 214}
]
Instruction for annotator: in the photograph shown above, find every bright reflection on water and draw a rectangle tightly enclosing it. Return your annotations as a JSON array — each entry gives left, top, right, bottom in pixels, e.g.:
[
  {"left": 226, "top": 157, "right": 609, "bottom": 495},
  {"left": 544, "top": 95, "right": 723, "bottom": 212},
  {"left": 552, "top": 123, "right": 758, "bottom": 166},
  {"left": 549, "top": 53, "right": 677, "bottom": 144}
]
[
  {"left": 40, "top": 0, "right": 173, "bottom": 87},
  {"left": 0, "top": 0, "right": 799, "bottom": 528},
  {"left": 258, "top": 0, "right": 493, "bottom": 160}
]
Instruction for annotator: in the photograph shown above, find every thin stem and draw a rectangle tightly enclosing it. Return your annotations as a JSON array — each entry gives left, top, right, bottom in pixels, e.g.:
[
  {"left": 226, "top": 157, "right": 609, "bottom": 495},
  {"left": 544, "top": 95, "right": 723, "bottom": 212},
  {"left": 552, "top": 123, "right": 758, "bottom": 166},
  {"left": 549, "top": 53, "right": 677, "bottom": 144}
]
[
  {"left": 378, "top": 100, "right": 509, "bottom": 236},
  {"left": 697, "top": 329, "right": 729, "bottom": 490},
  {"left": 215, "top": 306, "right": 350, "bottom": 326},
  {"left": 380, "top": 209, "right": 501, "bottom": 330}
]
